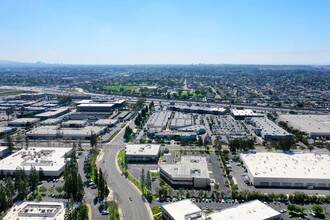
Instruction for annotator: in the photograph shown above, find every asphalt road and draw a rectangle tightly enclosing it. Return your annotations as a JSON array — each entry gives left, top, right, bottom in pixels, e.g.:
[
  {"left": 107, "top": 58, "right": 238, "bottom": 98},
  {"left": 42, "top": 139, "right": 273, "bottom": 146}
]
[{"left": 98, "top": 121, "right": 152, "bottom": 220}]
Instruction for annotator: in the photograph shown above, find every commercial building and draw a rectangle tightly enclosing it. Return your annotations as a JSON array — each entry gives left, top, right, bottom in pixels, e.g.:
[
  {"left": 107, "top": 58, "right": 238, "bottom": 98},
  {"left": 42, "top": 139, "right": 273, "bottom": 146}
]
[
  {"left": 168, "top": 105, "right": 227, "bottom": 115},
  {"left": 160, "top": 156, "right": 210, "bottom": 189},
  {"left": 62, "top": 120, "right": 87, "bottom": 128},
  {"left": 118, "top": 111, "right": 131, "bottom": 121},
  {"left": 155, "top": 131, "right": 197, "bottom": 141},
  {"left": 8, "top": 118, "right": 40, "bottom": 127},
  {"left": 94, "top": 118, "right": 119, "bottom": 127},
  {"left": 177, "top": 125, "right": 206, "bottom": 135},
  {"left": 162, "top": 199, "right": 204, "bottom": 220},
  {"left": 40, "top": 118, "right": 62, "bottom": 125},
  {"left": 230, "top": 108, "right": 264, "bottom": 120},
  {"left": 0, "top": 127, "right": 15, "bottom": 136},
  {"left": 207, "top": 200, "right": 281, "bottom": 220},
  {"left": 240, "top": 152, "right": 330, "bottom": 188},
  {"left": 146, "top": 111, "right": 171, "bottom": 130},
  {"left": 278, "top": 114, "right": 330, "bottom": 138},
  {"left": 64, "top": 112, "right": 111, "bottom": 120},
  {"left": 34, "top": 107, "right": 69, "bottom": 120},
  {"left": 249, "top": 117, "right": 292, "bottom": 140},
  {"left": 4, "top": 202, "right": 65, "bottom": 220},
  {"left": 0, "top": 146, "right": 10, "bottom": 158},
  {"left": 77, "top": 103, "right": 114, "bottom": 112},
  {"left": 0, "top": 147, "right": 72, "bottom": 177},
  {"left": 27, "top": 126, "right": 107, "bottom": 140},
  {"left": 125, "top": 144, "right": 161, "bottom": 163}
]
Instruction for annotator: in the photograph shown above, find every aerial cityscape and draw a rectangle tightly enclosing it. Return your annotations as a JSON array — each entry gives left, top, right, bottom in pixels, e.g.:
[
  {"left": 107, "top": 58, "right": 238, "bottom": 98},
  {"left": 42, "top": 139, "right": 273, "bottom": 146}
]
[{"left": 0, "top": 1, "right": 329, "bottom": 220}]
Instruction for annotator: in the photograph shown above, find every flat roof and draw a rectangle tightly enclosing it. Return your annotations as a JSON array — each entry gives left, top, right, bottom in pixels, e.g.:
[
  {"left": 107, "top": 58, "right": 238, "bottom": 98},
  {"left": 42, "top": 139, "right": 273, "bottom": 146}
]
[
  {"left": 278, "top": 114, "right": 330, "bottom": 135},
  {"left": 77, "top": 103, "right": 114, "bottom": 107},
  {"left": 146, "top": 111, "right": 171, "bottom": 128},
  {"left": 0, "top": 146, "right": 9, "bottom": 152},
  {"left": 126, "top": 144, "right": 160, "bottom": 156},
  {"left": 160, "top": 156, "right": 209, "bottom": 179},
  {"left": 0, "top": 127, "right": 14, "bottom": 133},
  {"left": 251, "top": 117, "right": 291, "bottom": 136},
  {"left": 94, "top": 119, "right": 118, "bottom": 125},
  {"left": 240, "top": 152, "right": 330, "bottom": 179},
  {"left": 62, "top": 120, "right": 87, "bottom": 126},
  {"left": 9, "top": 118, "right": 40, "bottom": 124},
  {"left": 0, "top": 147, "right": 71, "bottom": 173},
  {"left": 40, "top": 118, "right": 62, "bottom": 125},
  {"left": 61, "top": 126, "right": 106, "bottom": 136},
  {"left": 231, "top": 109, "right": 263, "bottom": 117},
  {"left": 35, "top": 107, "right": 69, "bottom": 118},
  {"left": 4, "top": 202, "right": 65, "bottom": 220},
  {"left": 162, "top": 199, "right": 203, "bottom": 220},
  {"left": 207, "top": 200, "right": 280, "bottom": 220}
]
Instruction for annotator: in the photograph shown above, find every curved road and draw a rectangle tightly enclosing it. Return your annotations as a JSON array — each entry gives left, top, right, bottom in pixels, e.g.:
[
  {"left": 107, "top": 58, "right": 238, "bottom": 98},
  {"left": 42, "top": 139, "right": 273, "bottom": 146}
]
[{"left": 98, "top": 122, "right": 151, "bottom": 220}]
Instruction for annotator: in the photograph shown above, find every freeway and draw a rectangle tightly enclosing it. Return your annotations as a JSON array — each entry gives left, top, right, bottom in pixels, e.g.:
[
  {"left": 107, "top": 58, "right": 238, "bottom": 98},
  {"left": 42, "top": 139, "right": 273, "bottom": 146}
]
[{"left": 98, "top": 121, "right": 152, "bottom": 220}]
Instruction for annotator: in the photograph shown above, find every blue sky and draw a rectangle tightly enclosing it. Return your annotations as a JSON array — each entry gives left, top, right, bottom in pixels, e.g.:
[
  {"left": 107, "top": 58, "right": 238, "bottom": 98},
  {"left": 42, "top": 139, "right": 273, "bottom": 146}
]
[{"left": 0, "top": 0, "right": 329, "bottom": 64}]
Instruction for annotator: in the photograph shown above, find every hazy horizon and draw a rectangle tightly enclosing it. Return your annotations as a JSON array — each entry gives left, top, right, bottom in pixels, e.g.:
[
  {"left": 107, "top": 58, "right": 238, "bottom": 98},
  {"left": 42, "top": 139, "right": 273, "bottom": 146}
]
[{"left": 1, "top": 0, "right": 330, "bottom": 65}]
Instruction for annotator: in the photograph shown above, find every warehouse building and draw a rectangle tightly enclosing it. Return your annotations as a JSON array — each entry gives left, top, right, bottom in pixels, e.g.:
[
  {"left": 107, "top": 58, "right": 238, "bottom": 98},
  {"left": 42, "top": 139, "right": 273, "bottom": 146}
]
[
  {"left": 177, "top": 125, "right": 206, "bottom": 135},
  {"left": 278, "top": 114, "right": 330, "bottom": 138},
  {"left": 0, "top": 127, "right": 15, "bottom": 136},
  {"left": 240, "top": 152, "right": 330, "bottom": 188},
  {"left": 168, "top": 105, "right": 227, "bottom": 115},
  {"left": 160, "top": 156, "right": 210, "bottom": 189},
  {"left": 146, "top": 111, "right": 171, "bottom": 130},
  {"left": 249, "top": 117, "right": 292, "bottom": 140},
  {"left": 162, "top": 199, "right": 204, "bottom": 220},
  {"left": 94, "top": 118, "right": 119, "bottom": 127},
  {"left": 0, "top": 147, "right": 10, "bottom": 158},
  {"left": 155, "top": 131, "right": 197, "bottom": 141},
  {"left": 64, "top": 112, "right": 111, "bottom": 120},
  {"left": 8, "top": 118, "right": 40, "bottom": 127},
  {"left": 34, "top": 107, "right": 70, "bottom": 120},
  {"left": 4, "top": 202, "right": 65, "bottom": 220},
  {"left": 125, "top": 144, "right": 161, "bottom": 163},
  {"left": 62, "top": 120, "right": 87, "bottom": 128},
  {"left": 230, "top": 108, "right": 264, "bottom": 120},
  {"left": 40, "top": 118, "right": 62, "bottom": 125},
  {"left": 77, "top": 103, "right": 114, "bottom": 112},
  {"left": 207, "top": 200, "right": 281, "bottom": 220},
  {"left": 26, "top": 126, "right": 59, "bottom": 139},
  {"left": 0, "top": 147, "right": 72, "bottom": 177}
]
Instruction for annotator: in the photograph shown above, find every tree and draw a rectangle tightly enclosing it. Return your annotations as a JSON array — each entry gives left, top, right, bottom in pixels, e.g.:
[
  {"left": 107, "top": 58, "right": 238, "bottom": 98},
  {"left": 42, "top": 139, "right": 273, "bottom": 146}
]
[
  {"left": 90, "top": 133, "right": 97, "bottom": 148},
  {"left": 5, "top": 107, "right": 14, "bottom": 121},
  {"left": 145, "top": 171, "right": 152, "bottom": 191},
  {"left": 149, "top": 101, "right": 154, "bottom": 111},
  {"left": 140, "top": 168, "right": 145, "bottom": 192},
  {"left": 197, "top": 136, "right": 203, "bottom": 147},
  {"left": 15, "top": 168, "right": 28, "bottom": 200},
  {"left": 124, "top": 126, "right": 133, "bottom": 141},
  {"left": 29, "top": 166, "right": 39, "bottom": 191},
  {"left": 312, "top": 204, "right": 323, "bottom": 214},
  {"left": 5, "top": 135, "right": 14, "bottom": 153}
]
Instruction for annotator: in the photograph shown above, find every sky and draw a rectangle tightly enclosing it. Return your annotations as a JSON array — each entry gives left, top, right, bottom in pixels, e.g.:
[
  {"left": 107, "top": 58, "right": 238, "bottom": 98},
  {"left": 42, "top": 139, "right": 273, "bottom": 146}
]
[{"left": 0, "top": 0, "right": 329, "bottom": 65}]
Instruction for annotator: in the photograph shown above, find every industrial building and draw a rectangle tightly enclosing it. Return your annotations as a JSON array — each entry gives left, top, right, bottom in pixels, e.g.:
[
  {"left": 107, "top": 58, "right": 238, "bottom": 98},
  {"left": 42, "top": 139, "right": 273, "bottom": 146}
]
[
  {"left": 0, "top": 147, "right": 72, "bottom": 177},
  {"left": 248, "top": 117, "right": 292, "bottom": 140},
  {"left": 118, "top": 111, "right": 132, "bottom": 121},
  {"left": 27, "top": 126, "right": 107, "bottom": 140},
  {"left": 207, "top": 200, "right": 281, "bottom": 220},
  {"left": 278, "top": 114, "right": 330, "bottom": 138},
  {"left": 76, "top": 103, "right": 114, "bottom": 112},
  {"left": 162, "top": 199, "right": 204, "bottom": 220},
  {"left": 160, "top": 156, "right": 210, "bottom": 189},
  {"left": 94, "top": 118, "right": 119, "bottom": 127},
  {"left": 0, "top": 147, "right": 10, "bottom": 158},
  {"left": 34, "top": 107, "right": 69, "bottom": 120},
  {"left": 0, "top": 127, "right": 15, "bottom": 136},
  {"left": 8, "top": 118, "right": 40, "bottom": 127},
  {"left": 230, "top": 108, "right": 264, "bottom": 120},
  {"left": 177, "top": 125, "right": 206, "bottom": 135},
  {"left": 240, "top": 152, "right": 330, "bottom": 188},
  {"left": 125, "top": 144, "right": 161, "bottom": 163},
  {"left": 4, "top": 202, "right": 65, "bottom": 220},
  {"left": 155, "top": 131, "right": 197, "bottom": 141},
  {"left": 40, "top": 118, "right": 62, "bottom": 125},
  {"left": 146, "top": 111, "right": 171, "bottom": 130},
  {"left": 64, "top": 112, "right": 111, "bottom": 120},
  {"left": 168, "top": 105, "right": 227, "bottom": 115},
  {"left": 62, "top": 120, "right": 87, "bottom": 128}
]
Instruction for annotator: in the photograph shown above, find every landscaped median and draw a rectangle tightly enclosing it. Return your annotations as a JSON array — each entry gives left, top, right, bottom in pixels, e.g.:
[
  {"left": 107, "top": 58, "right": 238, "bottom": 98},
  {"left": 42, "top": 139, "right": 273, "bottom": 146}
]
[{"left": 117, "top": 149, "right": 153, "bottom": 203}]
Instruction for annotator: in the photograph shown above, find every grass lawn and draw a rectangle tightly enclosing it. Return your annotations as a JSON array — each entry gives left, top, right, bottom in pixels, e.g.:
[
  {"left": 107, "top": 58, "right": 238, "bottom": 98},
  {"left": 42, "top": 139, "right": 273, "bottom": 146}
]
[
  {"left": 104, "top": 85, "right": 139, "bottom": 92},
  {"left": 151, "top": 206, "right": 162, "bottom": 215}
]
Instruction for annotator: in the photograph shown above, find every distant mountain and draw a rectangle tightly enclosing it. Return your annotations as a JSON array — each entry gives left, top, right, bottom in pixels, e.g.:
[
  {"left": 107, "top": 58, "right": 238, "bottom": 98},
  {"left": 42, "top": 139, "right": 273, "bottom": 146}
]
[{"left": 0, "top": 60, "right": 30, "bottom": 65}]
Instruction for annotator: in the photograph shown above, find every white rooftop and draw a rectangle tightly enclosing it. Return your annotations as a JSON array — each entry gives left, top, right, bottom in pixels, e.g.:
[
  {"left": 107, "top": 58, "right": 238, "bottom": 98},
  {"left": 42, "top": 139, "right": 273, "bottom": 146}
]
[
  {"left": 9, "top": 118, "right": 40, "bottom": 124},
  {"left": 207, "top": 200, "right": 280, "bottom": 220},
  {"left": 162, "top": 199, "right": 203, "bottom": 220},
  {"left": 160, "top": 156, "right": 209, "bottom": 179},
  {"left": 78, "top": 103, "right": 114, "bottom": 107},
  {"left": 0, "top": 147, "right": 71, "bottom": 174},
  {"left": 278, "top": 114, "right": 330, "bottom": 135},
  {"left": 251, "top": 117, "right": 291, "bottom": 136},
  {"left": 4, "top": 202, "right": 65, "bottom": 220},
  {"left": 240, "top": 152, "right": 330, "bottom": 179},
  {"left": 231, "top": 109, "right": 263, "bottom": 117},
  {"left": 125, "top": 144, "right": 160, "bottom": 156}
]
